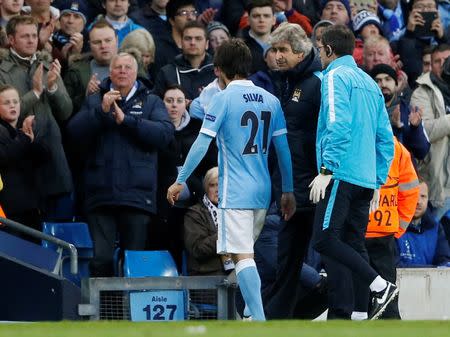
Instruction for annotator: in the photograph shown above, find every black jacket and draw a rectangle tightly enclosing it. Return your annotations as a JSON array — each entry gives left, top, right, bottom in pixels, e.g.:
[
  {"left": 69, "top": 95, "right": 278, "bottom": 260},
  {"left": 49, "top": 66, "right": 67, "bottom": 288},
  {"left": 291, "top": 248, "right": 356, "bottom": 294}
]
[
  {"left": 157, "top": 115, "right": 217, "bottom": 219},
  {"left": 272, "top": 48, "right": 322, "bottom": 210},
  {"left": 153, "top": 53, "right": 216, "bottom": 100},
  {"left": 0, "top": 119, "right": 50, "bottom": 214},
  {"left": 241, "top": 28, "right": 268, "bottom": 75},
  {"left": 67, "top": 79, "right": 174, "bottom": 214}
]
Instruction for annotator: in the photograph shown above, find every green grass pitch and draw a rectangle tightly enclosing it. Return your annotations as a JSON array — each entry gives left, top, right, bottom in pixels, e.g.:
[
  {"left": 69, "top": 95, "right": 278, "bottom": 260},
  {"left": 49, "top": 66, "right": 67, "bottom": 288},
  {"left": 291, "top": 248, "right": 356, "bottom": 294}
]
[{"left": 0, "top": 320, "right": 449, "bottom": 337}]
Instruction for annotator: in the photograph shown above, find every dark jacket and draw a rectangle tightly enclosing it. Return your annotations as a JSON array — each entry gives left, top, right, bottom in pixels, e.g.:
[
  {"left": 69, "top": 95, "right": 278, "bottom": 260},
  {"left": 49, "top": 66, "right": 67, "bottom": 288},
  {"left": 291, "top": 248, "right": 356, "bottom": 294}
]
[
  {"left": 249, "top": 70, "right": 276, "bottom": 95},
  {"left": 241, "top": 28, "right": 268, "bottom": 75},
  {"left": 0, "top": 119, "right": 50, "bottom": 214},
  {"left": 158, "top": 114, "right": 217, "bottom": 219},
  {"left": 129, "top": 4, "right": 171, "bottom": 38},
  {"left": 0, "top": 49, "right": 73, "bottom": 197},
  {"left": 396, "top": 209, "right": 450, "bottom": 267},
  {"left": 67, "top": 79, "right": 174, "bottom": 214},
  {"left": 154, "top": 53, "right": 216, "bottom": 100},
  {"left": 152, "top": 30, "right": 181, "bottom": 80},
  {"left": 272, "top": 48, "right": 322, "bottom": 210},
  {"left": 390, "top": 96, "right": 430, "bottom": 160},
  {"left": 183, "top": 202, "right": 225, "bottom": 276}
]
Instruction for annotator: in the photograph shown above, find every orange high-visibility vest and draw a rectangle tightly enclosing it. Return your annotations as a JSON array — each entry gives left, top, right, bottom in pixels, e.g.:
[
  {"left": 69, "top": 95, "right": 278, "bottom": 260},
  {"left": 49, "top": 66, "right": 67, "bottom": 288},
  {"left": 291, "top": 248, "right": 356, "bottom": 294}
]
[
  {"left": 0, "top": 174, "right": 4, "bottom": 222},
  {"left": 366, "top": 137, "right": 420, "bottom": 238}
]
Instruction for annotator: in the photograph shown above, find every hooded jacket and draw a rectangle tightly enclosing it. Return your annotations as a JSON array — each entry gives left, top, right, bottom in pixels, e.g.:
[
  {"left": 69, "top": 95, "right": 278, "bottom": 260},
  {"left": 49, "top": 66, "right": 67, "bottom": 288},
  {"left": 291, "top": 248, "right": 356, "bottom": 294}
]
[{"left": 153, "top": 53, "right": 216, "bottom": 99}]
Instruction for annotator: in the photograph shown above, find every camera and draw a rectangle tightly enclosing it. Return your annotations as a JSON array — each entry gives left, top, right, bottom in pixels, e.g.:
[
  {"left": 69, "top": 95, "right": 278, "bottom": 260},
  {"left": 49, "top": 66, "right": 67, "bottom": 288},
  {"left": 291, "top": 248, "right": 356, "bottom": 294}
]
[{"left": 52, "top": 30, "right": 70, "bottom": 49}]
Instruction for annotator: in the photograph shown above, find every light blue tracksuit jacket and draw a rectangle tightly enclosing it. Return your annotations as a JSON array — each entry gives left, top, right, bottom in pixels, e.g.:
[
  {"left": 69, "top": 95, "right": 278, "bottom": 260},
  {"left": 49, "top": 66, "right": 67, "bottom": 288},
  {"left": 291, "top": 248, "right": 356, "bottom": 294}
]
[{"left": 316, "top": 55, "right": 394, "bottom": 189}]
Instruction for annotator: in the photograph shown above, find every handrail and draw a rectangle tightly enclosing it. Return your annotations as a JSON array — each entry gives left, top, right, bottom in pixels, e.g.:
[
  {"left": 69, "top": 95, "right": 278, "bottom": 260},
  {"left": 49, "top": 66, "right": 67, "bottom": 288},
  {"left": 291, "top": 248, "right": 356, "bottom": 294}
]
[{"left": 0, "top": 216, "right": 78, "bottom": 274}]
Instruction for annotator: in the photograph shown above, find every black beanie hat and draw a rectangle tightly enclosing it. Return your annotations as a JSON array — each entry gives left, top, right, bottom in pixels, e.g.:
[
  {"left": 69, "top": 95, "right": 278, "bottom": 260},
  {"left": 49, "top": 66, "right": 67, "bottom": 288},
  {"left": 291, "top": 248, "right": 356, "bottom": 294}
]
[{"left": 370, "top": 63, "right": 398, "bottom": 85}]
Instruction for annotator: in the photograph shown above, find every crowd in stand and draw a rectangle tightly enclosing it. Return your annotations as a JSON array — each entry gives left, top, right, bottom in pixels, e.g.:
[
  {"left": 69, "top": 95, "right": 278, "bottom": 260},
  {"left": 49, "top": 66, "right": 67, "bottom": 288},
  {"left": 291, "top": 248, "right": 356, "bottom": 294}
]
[{"left": 0, "top": 0, "right": 449, "bottom": 320}]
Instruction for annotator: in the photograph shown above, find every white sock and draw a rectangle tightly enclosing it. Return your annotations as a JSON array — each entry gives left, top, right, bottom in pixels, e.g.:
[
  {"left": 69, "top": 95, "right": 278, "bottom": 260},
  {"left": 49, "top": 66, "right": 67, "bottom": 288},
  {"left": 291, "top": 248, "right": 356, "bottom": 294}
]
[
  {"left": 351, "top": 311, "right": 368, "bottom": 320},
  {"left": 370, "top": 275, "right": 387, "bottom": 292}
]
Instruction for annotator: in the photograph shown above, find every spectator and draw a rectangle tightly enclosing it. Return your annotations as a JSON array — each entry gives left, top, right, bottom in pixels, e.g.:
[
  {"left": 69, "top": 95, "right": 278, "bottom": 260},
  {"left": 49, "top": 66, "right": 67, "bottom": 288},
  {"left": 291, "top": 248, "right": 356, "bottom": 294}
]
[
  {"left": 0, "top": 0, "right": 23, "bottom": 29},
  {"left": 422, "top": 45, "right": 433, "bottom": 74},
  {"left": 88, "top": 0, "right": 143, "bottom": 44},
  {"left": 377, "top": 0, "right": 408, "bottom": 42},
  {"left": 363, "top": 35, "right": 409, "bottom": 95},
  {"left": 0, "top": 15, "right": 73, "bottom": 219},
  {"left": 311, "top": 19, "right": 333, "bottom": 47},
  {"left": 320, "top": 0, "right": 351, "bottom": 26},
  {"left": 52, "top": 2, "right": 86, "bottom": 73},
  {"left": 371, "top": 63, "right": 430, "bottom": 160},
  {"left": 352, "top": 10, "right": 383, "bottom": 66},
  {"left": 0, "top": 0, "right": 23, "bottom": 47},
  {"left": 119, "top": 28, "right": 156, "bottom": 83},
  {"left": 222, "top": 0, "right": 313, "bottom": 37},
  {"left": 353, "top": 137, "right": 419, "bottom": 320},
  {"left": 311, "top": 25, "right": 395, "bottom": 320},
  {"left": 67, "top": 52, "right": 174, "bottom": 277},
  {"left": 397, "top": 0, "right": 447, "bottom": 88},
  {"left": 152, "top": 0, "right": 197, "bottom": 75},
  {"left": 129, "top": 0, "right": 171, "bottom": 38},
  {"left": 240, "top": 0, "right": 276, "bottom": 74},
  {"left": 396, "top": 180, "right": 450, "bottom": 267},
  {"left": 0, "top": 84, "right": 50, "bottom": 242},
  {"left": 22, "top": 0, "right": 60, "bottom": 52},
  {"left": 248, "top": 46, "right": 278, "bottom": 94},
  {"left": 411, "top": 44, "right": 450, "bottom": 221},
  {"left": 64, "top": 19, "right": 118, "bottom": 114},
  {"left": 206, "top": 20, "right": 229, "bottom": 52},
  {"left": 154, "top": 20, "right": 215, "bottom": 100},
  {"left": 262, "top": 22, "right": 322, "bottom": 319},
  {"left": 183, "top": 167, "right": 233, "bottom": 276}
]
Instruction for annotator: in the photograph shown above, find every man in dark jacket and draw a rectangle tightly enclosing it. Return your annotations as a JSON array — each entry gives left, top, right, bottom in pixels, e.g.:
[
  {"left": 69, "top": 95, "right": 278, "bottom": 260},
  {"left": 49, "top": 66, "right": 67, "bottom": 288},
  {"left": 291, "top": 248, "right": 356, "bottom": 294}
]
[
  {"left": 263, "top": 22, "right": 323, "bottom": 319},
  {"left": 397, "top": 180, "right": 450, "bottom": 267},
  {"left": 67, "top": 52, "right": 174, "bottom": 277},
  {"left": 151, "top": 0, "right": 197, "bottom": 78},
  {"left": 154, "top": 20, "right": 215, "bottom": 99},
  {"left": 371, "top": 63, "right": 430, "bottom": 160}
]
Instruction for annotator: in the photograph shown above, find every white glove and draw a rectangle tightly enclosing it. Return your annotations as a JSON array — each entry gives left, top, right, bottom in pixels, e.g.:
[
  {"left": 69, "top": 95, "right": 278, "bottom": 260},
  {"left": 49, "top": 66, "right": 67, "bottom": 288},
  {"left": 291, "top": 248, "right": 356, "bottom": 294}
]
[
  {"left": 309, "top": 174, "right": 332, "bottom": 204},
  {"left": 369, "top": 189, "right": 380, "bottom": 214}
]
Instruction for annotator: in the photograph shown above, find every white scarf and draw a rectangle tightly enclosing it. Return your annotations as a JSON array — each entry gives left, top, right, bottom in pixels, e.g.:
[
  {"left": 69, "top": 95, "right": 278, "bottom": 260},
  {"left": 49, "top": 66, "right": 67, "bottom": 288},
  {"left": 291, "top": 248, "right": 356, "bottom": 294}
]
[{"left": 203, "top": 194, "right": 218, "bottom": 228}]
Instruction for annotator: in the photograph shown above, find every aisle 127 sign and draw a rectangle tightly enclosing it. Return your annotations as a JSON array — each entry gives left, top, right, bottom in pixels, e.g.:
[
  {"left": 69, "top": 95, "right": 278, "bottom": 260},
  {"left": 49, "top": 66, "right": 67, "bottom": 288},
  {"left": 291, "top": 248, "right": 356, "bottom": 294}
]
[{"left": 130, "top": 290, "right": 186, "bottom": 321}]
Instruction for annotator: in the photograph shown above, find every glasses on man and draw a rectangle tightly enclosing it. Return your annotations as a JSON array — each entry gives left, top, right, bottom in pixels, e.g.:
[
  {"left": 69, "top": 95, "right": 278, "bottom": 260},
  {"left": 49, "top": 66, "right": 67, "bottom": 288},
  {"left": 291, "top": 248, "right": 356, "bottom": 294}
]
[
  {"left": 413, "top": 3, "right": 436, "bottom": 11},
  {"left": 176, "top": 9, "right": 198, "bottom": 17}
]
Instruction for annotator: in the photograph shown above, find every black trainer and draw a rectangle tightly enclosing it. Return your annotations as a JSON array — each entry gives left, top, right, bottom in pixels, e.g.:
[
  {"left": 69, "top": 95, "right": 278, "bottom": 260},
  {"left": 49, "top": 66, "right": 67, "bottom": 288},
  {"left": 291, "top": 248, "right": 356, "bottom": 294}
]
[{"left": 368, "top": 282, "right": 399, "bottom": 320}]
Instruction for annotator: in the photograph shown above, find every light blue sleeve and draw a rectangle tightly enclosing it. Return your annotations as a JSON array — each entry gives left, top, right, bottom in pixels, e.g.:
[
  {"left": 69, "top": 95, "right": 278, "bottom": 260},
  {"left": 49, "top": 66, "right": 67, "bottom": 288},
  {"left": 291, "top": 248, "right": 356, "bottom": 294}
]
[
  {"left": 189, "top": 97, "right": 205, "bottom": 120},
  {"left": 273, "top": 134, "right": 294, "bottom": 193},
  {"left": 375, "top": 99, "right": 394, "bottom": 188},
  {"left": 176, "top": 132, "right": 213, "bottom": 184},
  {"left": 321, "top": 73, "right": 352, "bottom": 171}
]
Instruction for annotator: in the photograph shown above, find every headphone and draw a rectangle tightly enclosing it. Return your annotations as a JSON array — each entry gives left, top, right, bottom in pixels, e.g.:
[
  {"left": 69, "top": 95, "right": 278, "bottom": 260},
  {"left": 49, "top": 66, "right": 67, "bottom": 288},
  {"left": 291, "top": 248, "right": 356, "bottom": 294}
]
[{"left": 325, "top": 45, "right": 333, "bottom": 58}]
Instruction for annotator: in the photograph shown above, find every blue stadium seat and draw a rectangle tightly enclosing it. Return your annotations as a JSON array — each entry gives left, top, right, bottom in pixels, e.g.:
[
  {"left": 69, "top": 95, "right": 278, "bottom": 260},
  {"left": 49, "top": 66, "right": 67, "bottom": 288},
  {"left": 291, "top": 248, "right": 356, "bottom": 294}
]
[
  {"left": 123, "top": 250, "right": 179, "bottom": 277},
  {"left": 41, "top": 222, "right": 93, "bottom": 286}
]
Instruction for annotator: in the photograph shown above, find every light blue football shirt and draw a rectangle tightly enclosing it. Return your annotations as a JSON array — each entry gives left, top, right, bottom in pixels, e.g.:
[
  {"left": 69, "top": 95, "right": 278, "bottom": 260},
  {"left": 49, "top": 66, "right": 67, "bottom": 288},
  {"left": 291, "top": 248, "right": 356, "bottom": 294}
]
[{"left": 201, "top": 80, "right": 287, "bottom": 209}]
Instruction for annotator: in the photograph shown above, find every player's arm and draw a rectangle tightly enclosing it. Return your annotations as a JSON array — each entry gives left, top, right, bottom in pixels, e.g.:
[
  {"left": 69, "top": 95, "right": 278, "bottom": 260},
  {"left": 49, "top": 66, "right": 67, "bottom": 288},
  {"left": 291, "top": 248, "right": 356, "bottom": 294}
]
[
  {"left": 167, "top": 132, "right": 213, "bottom": 205},
  {"left": 272, "top": 134, "right": 296, "bottom": 221}
]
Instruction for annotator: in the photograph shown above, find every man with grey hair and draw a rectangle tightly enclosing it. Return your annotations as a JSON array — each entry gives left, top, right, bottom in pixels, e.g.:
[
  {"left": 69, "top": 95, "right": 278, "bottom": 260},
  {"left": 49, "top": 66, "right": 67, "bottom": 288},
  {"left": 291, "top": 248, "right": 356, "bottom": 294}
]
[
  {"left": 67, "top": 52, "right": 174, "bottom": 277},
  {"left": 263, "top": 22, "right": 323, "bottom": 319}
]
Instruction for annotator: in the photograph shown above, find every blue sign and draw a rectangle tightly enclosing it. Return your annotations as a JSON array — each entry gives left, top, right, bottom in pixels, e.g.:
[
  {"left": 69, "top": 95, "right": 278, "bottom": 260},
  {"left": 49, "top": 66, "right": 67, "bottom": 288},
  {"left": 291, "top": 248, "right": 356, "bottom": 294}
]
[{"left": 129, "top": 290, "right": 186, "bottom": 321}]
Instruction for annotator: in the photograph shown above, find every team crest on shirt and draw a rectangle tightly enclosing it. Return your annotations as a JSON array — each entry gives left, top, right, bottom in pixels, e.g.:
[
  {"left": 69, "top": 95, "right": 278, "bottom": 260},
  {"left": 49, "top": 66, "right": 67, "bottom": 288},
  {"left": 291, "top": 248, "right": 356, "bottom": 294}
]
[
  {"left": 291, "top": 88, "right": 302, "bottom": 102},
  {"left": 130, "top": 100, "right": 143, "bottom": 115}
]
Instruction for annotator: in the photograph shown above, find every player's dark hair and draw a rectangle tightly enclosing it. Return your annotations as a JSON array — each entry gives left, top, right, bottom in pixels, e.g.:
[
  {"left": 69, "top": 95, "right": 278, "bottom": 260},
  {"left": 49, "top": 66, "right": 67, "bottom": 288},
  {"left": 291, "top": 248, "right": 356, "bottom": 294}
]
[{"left": 213, "top": 38, "right": 252, "bottom": 79}]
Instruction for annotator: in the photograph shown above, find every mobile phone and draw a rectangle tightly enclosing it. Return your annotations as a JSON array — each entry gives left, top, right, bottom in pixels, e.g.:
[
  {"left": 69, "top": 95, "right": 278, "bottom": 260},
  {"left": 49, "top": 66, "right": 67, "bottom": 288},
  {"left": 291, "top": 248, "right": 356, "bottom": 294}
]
[{"left": 414, "top": 11, "right": 438, "bottom": 37}]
